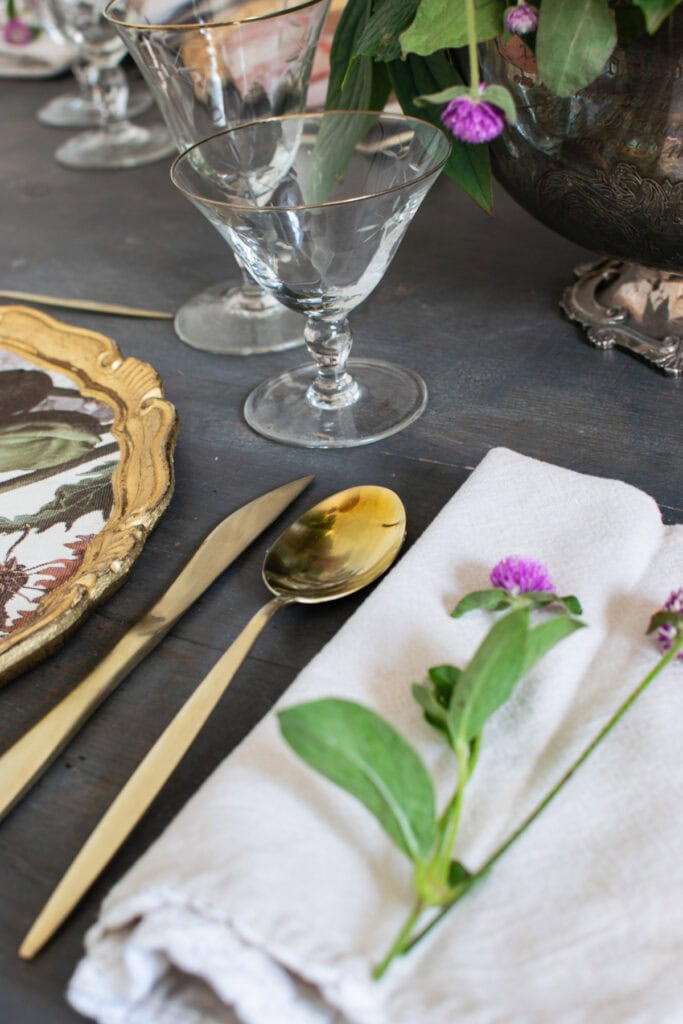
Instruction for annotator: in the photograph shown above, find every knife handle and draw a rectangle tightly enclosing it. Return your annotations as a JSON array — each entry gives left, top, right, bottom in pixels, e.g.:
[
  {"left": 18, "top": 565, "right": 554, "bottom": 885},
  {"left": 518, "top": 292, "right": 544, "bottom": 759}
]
[
  {"left": 0, "top": 610, "right": 172, "bottom": 823},
  {"left": 20, "top": 594, "right": 288, "bottom": 959}
]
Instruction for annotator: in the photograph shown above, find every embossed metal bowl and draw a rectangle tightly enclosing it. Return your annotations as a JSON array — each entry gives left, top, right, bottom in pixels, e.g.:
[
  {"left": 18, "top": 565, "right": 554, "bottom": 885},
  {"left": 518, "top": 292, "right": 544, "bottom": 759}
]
[{"left": 480, "top": 15, "right": 683, "bottom": 376}]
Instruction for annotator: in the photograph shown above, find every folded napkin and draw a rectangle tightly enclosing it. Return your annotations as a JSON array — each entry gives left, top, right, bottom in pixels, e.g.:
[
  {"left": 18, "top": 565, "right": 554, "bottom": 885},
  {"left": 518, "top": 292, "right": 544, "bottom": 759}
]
[{"left": 69, "top": 448, "right": 683, "bottom": 1024}]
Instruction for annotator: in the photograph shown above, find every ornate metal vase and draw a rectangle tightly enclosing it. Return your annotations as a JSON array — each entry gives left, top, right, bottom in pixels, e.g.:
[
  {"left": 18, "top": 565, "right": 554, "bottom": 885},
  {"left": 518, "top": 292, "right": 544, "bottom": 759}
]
[{"left": 480, "top": 15, "right": 683, "bottom": 376}]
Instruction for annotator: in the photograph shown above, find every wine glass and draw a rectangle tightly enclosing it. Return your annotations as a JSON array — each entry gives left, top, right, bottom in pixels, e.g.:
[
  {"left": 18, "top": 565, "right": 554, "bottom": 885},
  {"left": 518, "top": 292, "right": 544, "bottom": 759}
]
[
  {"left": 43, "top": 0, "right": 173, "bottom": 169},
  {"left": 171, "top": 111, "right": 451, "bottom": 448},
  {"left": 36, "top": 56, "right": 152, "bottom": 128},
  {"left": 104, "top": 0, "right": 332, "bottom": 356}
]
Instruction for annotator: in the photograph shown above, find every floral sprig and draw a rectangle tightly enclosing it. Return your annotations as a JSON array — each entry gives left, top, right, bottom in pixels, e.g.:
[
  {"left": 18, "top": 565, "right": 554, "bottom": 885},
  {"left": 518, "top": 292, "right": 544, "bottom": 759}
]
[
  {"left": 278, "top": 557, "right": 683, "bottom": 980},
  {"left": 278, "top": 556, "right": 584, "bottom": 977}
]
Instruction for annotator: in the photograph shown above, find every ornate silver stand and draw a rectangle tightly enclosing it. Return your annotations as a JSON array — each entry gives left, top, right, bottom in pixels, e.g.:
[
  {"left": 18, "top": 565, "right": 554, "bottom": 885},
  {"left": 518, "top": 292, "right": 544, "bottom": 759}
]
[{"left": 561, "top": 258, "right": 683, "bottom": 378}]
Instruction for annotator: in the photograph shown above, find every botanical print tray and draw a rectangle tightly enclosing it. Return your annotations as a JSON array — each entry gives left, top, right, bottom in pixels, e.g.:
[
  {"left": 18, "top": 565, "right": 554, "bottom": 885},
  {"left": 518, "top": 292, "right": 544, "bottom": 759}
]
[{"left": 0, "top": 305, "right": 177, "bottom": 683}]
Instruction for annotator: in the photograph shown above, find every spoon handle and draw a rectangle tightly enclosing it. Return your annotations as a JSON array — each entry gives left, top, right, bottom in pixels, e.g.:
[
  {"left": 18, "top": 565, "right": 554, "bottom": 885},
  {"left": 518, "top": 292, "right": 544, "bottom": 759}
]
[{"left": 19, "top": 595, "right": 288, "bottom": 959}]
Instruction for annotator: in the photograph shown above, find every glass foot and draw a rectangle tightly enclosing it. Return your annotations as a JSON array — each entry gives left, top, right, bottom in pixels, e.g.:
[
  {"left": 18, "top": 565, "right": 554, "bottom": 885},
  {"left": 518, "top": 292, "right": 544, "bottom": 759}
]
[
  {"left": 244, "top": 358, "right": 427, "bottom": 448},
  {"left": 55, "top": 122, "right": 174, "bottom": 170},
  {"left": 37, "top": 82, "right": 152, "bottom": 128},
  {"left": 174, "top": 281, "right": 306, "bottom": 356}
]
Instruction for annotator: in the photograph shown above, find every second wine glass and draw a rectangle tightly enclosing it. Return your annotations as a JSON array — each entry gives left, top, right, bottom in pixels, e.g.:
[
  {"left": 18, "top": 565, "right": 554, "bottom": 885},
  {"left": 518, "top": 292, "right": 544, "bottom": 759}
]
[{"left": 104, "top": 0, "right": 333, "bottom": 356}]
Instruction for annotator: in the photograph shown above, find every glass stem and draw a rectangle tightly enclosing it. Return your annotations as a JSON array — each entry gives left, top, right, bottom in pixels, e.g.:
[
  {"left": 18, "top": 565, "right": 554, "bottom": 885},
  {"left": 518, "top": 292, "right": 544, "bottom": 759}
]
[
  {"left": 71, "top": 56, "right": 97, "bottom": 104},
  {"left": 90, "top": 64, "right": 130, "bottom": 130},
  {"left": 304, "top": 316, "right": 360, "bottom": 410},
  {"left": 237, "top": 263, "right": 278, "bottom": 313}
]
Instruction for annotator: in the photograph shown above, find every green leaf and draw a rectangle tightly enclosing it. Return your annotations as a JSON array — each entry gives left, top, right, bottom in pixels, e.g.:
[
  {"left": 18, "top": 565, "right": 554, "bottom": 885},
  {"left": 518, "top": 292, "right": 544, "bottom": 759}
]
[
  {"left": 448, "top": 859, "right": 472, "bottom": 887},
  {"left": 632, "top": 0, "right": 679, "bottom": 33},
  {"left": 387, "top": 51, "right": 493, "bottom": 212},
  {"left": 536, "top": 0, "right": 617, "bottom": 97},
  {"left": 647, "top": 610, "right": 683, "bottom": 634},
  {"left": 0, "top": 417, "right": 101, "bottom": 473},
  {"left": 451, "top": 588, "right": 510, "bottom": 617},
  {"left": 278, "top": 698, "right": 437, "bottom": 862},
  {"left": 317, "top": 0, "right": 391, "bottom": 204},
  {"left": 447, "top": 608, "right": 529, "bottom": 743},
  {"left": 412, "top": 682, "right": 449, "bottom": 735},
  {"left": 559, "top": 594, "right": 583, "bottom": 615},
  {"left": 428, "top": 664, "right": 462, "bottom": 706},
  {"left": 351, "top": 0, "right": 420, "bottom": 64},
  {"left": 325, "top": 0, "right": 391, "bottom": 109},
  {"left": 400, "top": 0, "right": 505, "bottom": 56},
  {"left": 521, "top": 615, "right": 585, "bottom": 676},
  {"left": 415, "top": 85, "right": 469, "bottom": 106},
  {"left": 481, "top": 84, "right": 517, "bottom": 125}
]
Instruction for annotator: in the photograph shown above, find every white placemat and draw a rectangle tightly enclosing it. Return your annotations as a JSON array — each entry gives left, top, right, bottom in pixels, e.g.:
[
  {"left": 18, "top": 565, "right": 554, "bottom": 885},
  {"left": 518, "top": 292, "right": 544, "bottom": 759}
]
[{"left": 69, "top": 447, "right": 683, "bottom": 1024}]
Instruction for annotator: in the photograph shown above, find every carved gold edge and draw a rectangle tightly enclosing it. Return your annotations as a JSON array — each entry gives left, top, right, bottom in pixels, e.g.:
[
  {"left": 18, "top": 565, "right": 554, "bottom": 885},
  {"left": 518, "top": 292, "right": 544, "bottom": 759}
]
[{"left": 0, "top": 305, "right": 178, "bottom": 684}]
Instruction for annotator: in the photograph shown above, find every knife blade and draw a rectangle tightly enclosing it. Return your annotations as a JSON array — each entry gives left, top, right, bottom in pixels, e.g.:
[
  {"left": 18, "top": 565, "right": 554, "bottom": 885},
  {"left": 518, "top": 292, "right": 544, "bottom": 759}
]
[
  {"left": 0, "top": 475, "right": 313, "bottom": 823},
  {"left": 0, "top": 291, "right": 174, "bottom": 319}
]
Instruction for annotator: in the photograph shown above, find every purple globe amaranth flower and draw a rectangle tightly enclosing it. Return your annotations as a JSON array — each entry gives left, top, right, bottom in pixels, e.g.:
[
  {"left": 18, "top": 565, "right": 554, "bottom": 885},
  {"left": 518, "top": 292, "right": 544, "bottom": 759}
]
[
  {"left": 441, "top": 88, "right": 505, "bottom": 144},
  {"left": 656, "top": 587, "right": 683, "bottom": 661},
  {"left": 505, "top": 3, "right": 539, "bottom": 35},
  {"left": 3, "top": 17, "right": 33, "bottom": 44},
  {"left": 490, "top": 555, "right": 554, "bottom": 595}
]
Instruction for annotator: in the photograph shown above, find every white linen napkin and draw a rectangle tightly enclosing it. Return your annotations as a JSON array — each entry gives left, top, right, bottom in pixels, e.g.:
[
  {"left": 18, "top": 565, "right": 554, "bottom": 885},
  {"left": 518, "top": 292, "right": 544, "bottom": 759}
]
[{"left": 68, "top": 448, "right": 683, "bottom": 1024}]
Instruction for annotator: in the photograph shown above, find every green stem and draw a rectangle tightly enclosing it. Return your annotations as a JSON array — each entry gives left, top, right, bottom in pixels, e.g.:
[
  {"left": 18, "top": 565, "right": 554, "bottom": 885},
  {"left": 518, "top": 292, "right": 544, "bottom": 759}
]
[
  {"left": 433, "top": 741, "right": 469, "bottom": 878},
  {"left": 403, "top": 634, "right": 683, "bottom": 954},
  {"left": 372, "top": 898, "right": 425, "bottom": 981},
  {"left": 465, "top": 0, "right": 480, "bottom": 95}
]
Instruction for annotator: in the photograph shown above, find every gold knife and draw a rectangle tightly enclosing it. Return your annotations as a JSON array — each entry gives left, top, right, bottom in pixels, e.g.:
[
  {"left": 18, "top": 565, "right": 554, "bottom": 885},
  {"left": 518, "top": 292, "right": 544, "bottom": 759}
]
[
  {"left": 0, "top": 291, "right": 173, "bottom": 319},
  {"left": 0, "top": 475, "right": 313, "bottom": 824}
]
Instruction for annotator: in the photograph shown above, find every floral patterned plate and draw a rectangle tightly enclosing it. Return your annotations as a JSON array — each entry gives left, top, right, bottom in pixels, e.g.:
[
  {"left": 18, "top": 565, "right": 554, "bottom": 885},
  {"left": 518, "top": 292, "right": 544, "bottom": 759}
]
[{"left": 0, "top": 305, "right": 177, "bottom": 683}]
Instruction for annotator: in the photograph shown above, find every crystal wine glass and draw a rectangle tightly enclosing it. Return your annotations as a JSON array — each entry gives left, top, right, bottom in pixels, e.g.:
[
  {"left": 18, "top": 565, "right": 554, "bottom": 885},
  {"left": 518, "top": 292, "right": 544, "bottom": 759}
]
[
  {"left": 37, "top": 55, "right": 152, "bottom": 129},
  {"left": 43, "top": 0, "right": 173, "bottom": 169},
  {"left": 104, "top": 0, "right": 332, "bottom": 356},
  {"left": 171, "top": 111, "right": 451, "bottom": 447}
]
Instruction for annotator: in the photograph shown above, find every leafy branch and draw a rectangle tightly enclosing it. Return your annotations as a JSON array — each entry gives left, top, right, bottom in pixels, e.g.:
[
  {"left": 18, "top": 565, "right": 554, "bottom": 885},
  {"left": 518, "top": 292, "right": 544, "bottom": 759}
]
[{"left": 279, "top": 561, "right": 683, "bottom": 979}]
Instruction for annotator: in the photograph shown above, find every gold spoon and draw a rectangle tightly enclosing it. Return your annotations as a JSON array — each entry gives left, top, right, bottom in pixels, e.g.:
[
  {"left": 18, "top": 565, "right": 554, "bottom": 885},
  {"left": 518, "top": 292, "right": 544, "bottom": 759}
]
[{"left": 20, "top": 485, "right": 406, "bottom": 958}]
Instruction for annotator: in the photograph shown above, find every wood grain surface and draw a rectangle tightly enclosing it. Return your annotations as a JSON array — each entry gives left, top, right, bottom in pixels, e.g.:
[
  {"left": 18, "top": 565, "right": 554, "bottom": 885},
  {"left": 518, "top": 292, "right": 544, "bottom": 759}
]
[{"left": 0, "top": 73, "right": 680, "bottom": 1024}]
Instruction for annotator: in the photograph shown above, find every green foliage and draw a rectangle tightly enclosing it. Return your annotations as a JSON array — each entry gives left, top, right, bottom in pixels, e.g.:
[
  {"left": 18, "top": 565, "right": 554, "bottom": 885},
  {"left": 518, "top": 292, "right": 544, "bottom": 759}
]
[
  {"left": 400, "top": 0, "right": 504, "bottom": 55},
  {"left": 447, "top": 608, "right": 529, "bottom": 743},
  {"left": 632, "top": 0, "right": 680, "bottom": 32},
  {"left": 535, "top": 0, "right": 617, "bottom": 97},
  {"left": 387, "top": 52, "right": 493, "bottom": 211},
  {"left": 278, "top": 698, "right": 437, "bottom": 862}
]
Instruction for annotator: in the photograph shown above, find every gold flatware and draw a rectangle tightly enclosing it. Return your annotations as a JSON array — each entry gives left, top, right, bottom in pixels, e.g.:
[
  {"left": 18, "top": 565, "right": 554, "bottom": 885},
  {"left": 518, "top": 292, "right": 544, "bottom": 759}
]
[
  {"left": 19, "top": 485, "right": 406, "bottom": 958},
  {"left": 0, "top": 475, "right": 313, "bottom": 824},
  {"left": 0, "top": 291, "right": 173, "bottom": 319}
]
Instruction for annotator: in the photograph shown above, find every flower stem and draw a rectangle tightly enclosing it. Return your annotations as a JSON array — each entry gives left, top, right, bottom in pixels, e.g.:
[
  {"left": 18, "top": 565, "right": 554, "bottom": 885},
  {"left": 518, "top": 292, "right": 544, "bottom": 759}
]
[
  {"left": 465, "top": 0, "right": 480, "bottom": 95},
  {"left": 372, "top": 899, "right": 424, "bottom": 981},
  {"left": 403, "top": 635, "right": 683, "bottom": 955}
]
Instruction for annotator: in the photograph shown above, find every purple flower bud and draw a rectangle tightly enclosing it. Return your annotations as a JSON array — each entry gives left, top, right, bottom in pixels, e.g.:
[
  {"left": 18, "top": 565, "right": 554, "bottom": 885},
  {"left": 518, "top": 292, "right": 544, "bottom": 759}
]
[
  {"left": 505, "top": 3, "right": 539, "bottom": 35},
  {"left": 3, "top": 17, "right": 33, "bottom": 45},
  {"left": 440, "top": 90, "right": 506, "bottom": 144},
  {"left": 656, "top": 587, "right": 683, "bottom": 661},
  {"left": 490, "top": 556, "right": 554, "bottom": 595}
]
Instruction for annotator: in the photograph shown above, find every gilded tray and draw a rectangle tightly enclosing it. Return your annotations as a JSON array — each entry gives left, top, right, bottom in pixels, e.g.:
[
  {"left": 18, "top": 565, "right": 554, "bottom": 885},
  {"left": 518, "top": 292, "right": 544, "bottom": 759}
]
[{"left": 0, "top": 306, "right": 177, "bottom": 683}]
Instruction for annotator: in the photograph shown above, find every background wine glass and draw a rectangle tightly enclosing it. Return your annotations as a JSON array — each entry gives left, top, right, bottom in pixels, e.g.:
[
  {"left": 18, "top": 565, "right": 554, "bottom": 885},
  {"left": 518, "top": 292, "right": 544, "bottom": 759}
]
[
  {"left": 36, "top": 55, "right": 152, "bottom": 128},
  {"left": 44, "top": 0, "right": 173, "bottom": 169},
  {"left": 104, "top": 0, "right": 333, "bottom": 356},
  {"left": 171, "top": 111, "right": 451, "bottom": 448}
]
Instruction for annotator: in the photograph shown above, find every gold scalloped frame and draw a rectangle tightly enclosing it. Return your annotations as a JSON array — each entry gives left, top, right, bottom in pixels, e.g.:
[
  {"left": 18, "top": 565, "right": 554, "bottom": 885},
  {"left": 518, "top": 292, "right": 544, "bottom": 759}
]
[{"left": 0, "top": 306, "right": 177, "bottom": 684}]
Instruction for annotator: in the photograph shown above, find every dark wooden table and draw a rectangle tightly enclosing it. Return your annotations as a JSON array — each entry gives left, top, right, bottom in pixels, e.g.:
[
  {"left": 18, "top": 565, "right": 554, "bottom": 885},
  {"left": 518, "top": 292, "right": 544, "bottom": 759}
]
[{"left": 1, "top": 74, "right": 681, "bottom": 1024}]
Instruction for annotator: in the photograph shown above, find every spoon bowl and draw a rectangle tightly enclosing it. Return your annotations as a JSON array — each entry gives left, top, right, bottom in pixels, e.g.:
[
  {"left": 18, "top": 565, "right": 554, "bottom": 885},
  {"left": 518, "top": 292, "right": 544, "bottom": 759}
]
[{"left": 263, "top": 486, "right": 406, "bottom": 603}]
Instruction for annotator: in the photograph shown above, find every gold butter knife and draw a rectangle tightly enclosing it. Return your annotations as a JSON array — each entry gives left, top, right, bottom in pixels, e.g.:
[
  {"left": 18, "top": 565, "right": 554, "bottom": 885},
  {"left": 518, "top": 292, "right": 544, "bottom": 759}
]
[
  {"left": 0, "top": 475, "right": 313, "bottom": 824},
  {"left": 0, "top": 291, "right": 173, "bottom": 319}
]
